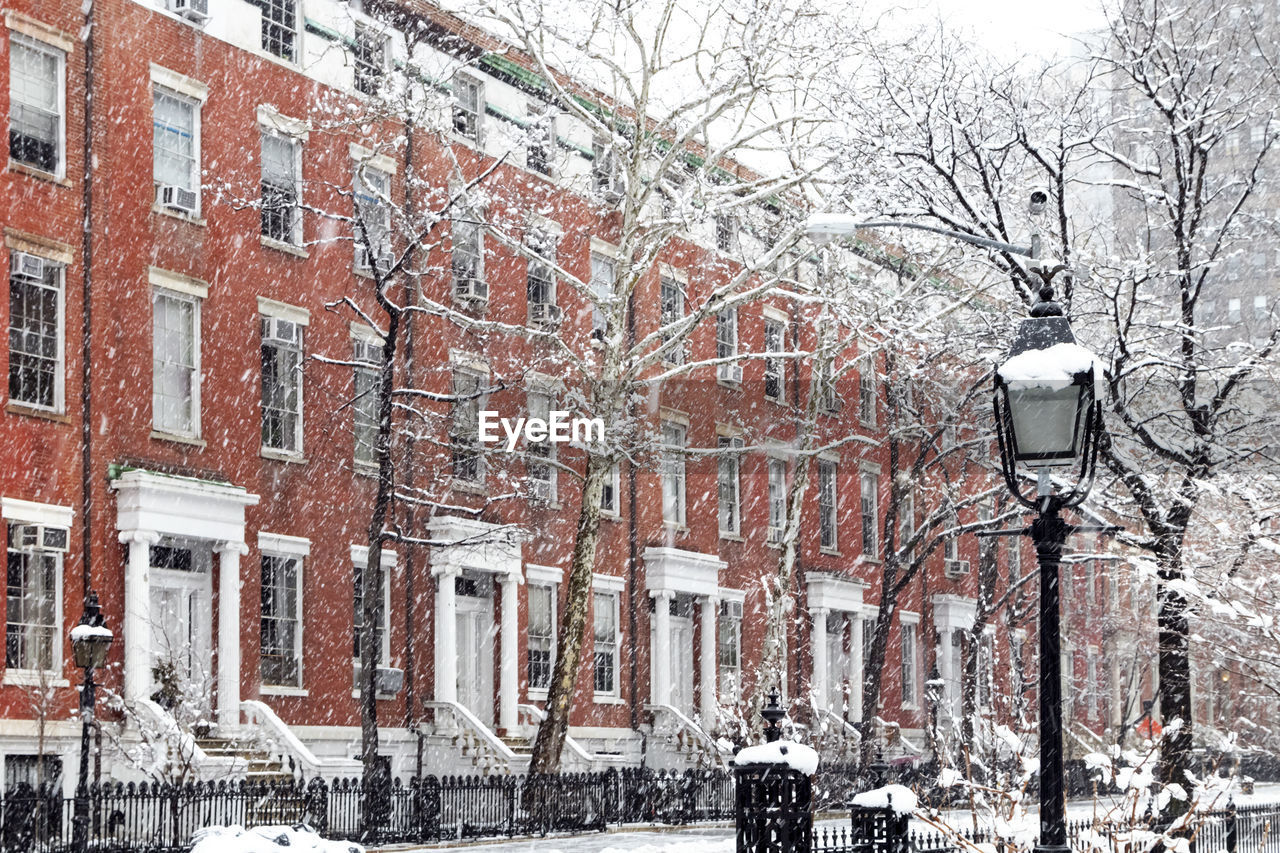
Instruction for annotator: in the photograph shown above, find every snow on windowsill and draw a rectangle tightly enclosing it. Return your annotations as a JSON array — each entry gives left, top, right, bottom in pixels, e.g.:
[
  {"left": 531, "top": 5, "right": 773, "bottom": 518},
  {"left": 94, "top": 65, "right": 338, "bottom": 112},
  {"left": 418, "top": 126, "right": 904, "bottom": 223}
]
[
  {"left": 734, "top": 741, "right": 819, "bottom": 775},
  {"left": 851, "top": 784, "right": 918, "bottom": 815},
  {"left": 191, "top": 825, "right": 363, "bottom": 853}
]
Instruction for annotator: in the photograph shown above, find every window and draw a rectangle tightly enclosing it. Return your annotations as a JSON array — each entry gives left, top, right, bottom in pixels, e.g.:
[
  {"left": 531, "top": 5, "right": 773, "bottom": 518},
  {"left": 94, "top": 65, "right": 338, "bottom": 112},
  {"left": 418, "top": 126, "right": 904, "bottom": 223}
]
[
  {"left": 815, "top": 360, "right": 838, "bottom": 413},
  {"left": 452, "top": 75, "right": 482, "bottom": 142},
  {"left": 660, "top": 422, "right": 686, "bottom": 526},
  {"left": 715, "top": 213, "right": 738, "bottom": 253},
  {"left": 901, "top": 621, "right": 918, "bottom": 706},
  {"left": 977, "top": 632, "right": 993, "bottom": 710},
  {"left": 353, "top": 167, "right": 391, "bottom": 272},
  {"left": 659, "top": 276, "right": 685, "bottom": 365},
  {"left": 451, "top": 368, "right": 485, "bottom": 482},
  {"left": 764, "top": 317, "right": 785, "bottom": 400},
  {"left": 353, "top": 25, "right": 387, "bottom": 97},
  {"left": 767, "top": 458, "right": 786, "bottom": 543},
  {"left": 352, "top": 554, "right": 388, "bottom": 668},
  {"left": 717, "top": 436, "right": 742, "bottom": 536},
  {"left": 593, "top": 591, "right": 619, "bottom": 695},
  {"left": 153, "top": 89, "right": 199, "bottom": 212},
  {"left": 1085, "top": 559, "right": 1097, "bottom": 606},
  {"left": 718, "top": 599, "right": 742, "bottom": 700},
  {"left": 592, "top": 134, "right": 620, "bottom": 198},
  {"left": 899, "top": 492, "right": 915, "bottom": 564},
  {"left": 600, "top": 461, "right": 620, "bottom": 515},
  {"left": 353, "top": 337, "right": 383, "bottom": 466},
  {"left": 818, "top": 460, "right": 838, "bottom": 551},
  {"left": 527, "top": 390, "right": 556, "bottom": 503},
  {"left": 5, "top": 524, "right": 60, "bottom": 672},
  {"left": 1228, "top": 298, "right": 1242, "bottom": 323},
  {"left": 527, "top": 101, "right": 555, "bottom": 175},
  {"left": 590, "top": 252, "right": 616, "bottom": 341},
  {"left": 528, "top": 584, "right": 555, "bottom": 691},
  {"left": 451, "top": 216, "right": 486, "bottom": 302},
  {"left": 8, "top": 255, "right": 64, "bottom": 411},
  {"left": 261, "top": 132, "right": 301, "bottom": 244},
  {"left": 260, "top": 554, "right": 302, "bottom": 687},
  {"left": 716, "top": 309, "right": 740, "bottom": 383},
  {"left": 526, "top": 229, "right": 557, "bottom": 322},
  {"left": 5, "top": 754, "right": 62, "bottom": 791},
  {"left": 261, "top": 316, "right": 303, "bottom": 454},
  {"left": 1255, "top": 295, "right": 1268, "bottom": 320},
  {"left": 1086, "top": 649, "right": 1099, "bottom": 718},
  {"left": 9, "top": 36, "right": 64, "bottom": 176},
  {"left": 861, "top": 472, "right": 879, "bottom": 558},
  {"left": 859, "top": 369, "right": 876, "bottom": 426},
  {"left": 247, "top": 0, "right": 297, "bottom": 61},
  {"left": 1007, "top": 537, "right": 1021, "bottom": 576},
  {"left": 152, "top": 289, "right": 200, "bottom": 437}
]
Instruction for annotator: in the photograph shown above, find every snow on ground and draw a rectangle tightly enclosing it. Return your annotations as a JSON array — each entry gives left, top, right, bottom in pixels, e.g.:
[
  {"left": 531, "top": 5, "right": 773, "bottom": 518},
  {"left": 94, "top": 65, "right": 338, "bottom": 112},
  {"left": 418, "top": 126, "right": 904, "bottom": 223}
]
[{"left": 192, "top": 825, "right": 364, "bottom": 853}]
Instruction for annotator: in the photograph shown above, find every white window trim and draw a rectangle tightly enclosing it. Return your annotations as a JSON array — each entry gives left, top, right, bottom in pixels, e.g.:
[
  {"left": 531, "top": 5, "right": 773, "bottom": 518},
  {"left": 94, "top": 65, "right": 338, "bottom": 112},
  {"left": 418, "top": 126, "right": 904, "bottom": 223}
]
[
  {"left": 590, "top": 581, "right": 623, "bottom": 700},
  {"left": 451, "top": 73, "right": 485, "bottom": 145},
  {"left": 899, "top": 611, "right": 921, "bottom": 710},
  {"left": 260, "top": 307, "right": 305, "bottom": 459},
  {"left": 2, "top": 516, "right": 65, "bottom": 684},
  {"left": 1, "top": 498, "right": 73, "bottom": 529},
  {"left": 9, "top": 33, "right": 67, "bottom": 180},
  {"left": 818, "top": 457, "right": 839, "bottom": 553},
  {"left": 351, "top": 544, "right": 396, "bottom": 670},
  {"left": 348, "top": 143, "right": 397, "bottom": 175},
  {"left": 151, "top": 286, "right": 202, "bottom": 440},
  {"left": 599, "top": 461, "right": 622, "bottom": 518},
  {"left": 151, "top": 84, "right": 203, "bottom": 217},
  {"left": 660, "top": 420, "right": 687, "bottom": 527},
  {"left": 7, "top": 253, "right": 66, "bottom": 413},
  {"left": 526, "top": 580, "right": 558, "bottom": 700},
  {"left": 717, "top": 434, "right": 743, "bottom": 538},
  {"left": 259, "top": 129, "right": 304, "bottom": 247},
  {"left": 257, "top": 296, "right": 310, "bottom": 326},
  {"left": 259, "top": 533, "right": 309, "bottom": 690},
  {"left": 5, "top": 12, "right": 76, "bottom": 53}
]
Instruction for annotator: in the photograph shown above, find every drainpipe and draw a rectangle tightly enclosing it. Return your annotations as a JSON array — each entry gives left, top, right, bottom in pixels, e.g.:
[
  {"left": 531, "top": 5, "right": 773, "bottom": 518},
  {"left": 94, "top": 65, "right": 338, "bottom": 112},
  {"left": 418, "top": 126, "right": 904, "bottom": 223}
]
[
  {"left": 80, "top": 0, "right": 97, "bottom": 605},
  {"left": 625, "top": 288, "right": 642, "bottom": 744},
  {"left": 402, "top": 118, "right": 419, "bottom": 767}
]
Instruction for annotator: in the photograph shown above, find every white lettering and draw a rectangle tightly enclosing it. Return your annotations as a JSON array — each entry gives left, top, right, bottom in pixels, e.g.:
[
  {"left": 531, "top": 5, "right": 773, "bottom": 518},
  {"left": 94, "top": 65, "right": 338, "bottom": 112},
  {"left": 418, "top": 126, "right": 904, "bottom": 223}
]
[
  {"left": 526, "top": 418, "right": 548, "bottom": 443},
  {"left": 479, "top": 410, "right": 499, "bottom": 444},
  {"left": 549, "top": 410, "right": 570, "bottom": 442},
  {"left": 573, "top": 417, "right": 605, "bottom": 443},
  {"left": 478, "top": 410, "right": 607, "bottom": 449},
  {"left": 502, "top": 417, "right": 525, "bottom": 453}
]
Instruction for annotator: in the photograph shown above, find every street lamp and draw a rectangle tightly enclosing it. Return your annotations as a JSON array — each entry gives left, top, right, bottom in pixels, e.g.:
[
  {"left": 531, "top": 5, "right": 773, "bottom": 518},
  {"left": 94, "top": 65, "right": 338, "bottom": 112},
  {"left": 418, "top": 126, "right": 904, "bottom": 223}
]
[{"left": 70, "top": 591, "right": 112, "bottom": 853}]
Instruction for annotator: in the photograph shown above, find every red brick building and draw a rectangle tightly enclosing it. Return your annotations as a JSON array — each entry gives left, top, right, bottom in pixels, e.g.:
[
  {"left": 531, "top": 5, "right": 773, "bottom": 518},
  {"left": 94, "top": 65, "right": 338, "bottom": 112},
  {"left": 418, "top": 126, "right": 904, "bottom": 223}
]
[{"left": 0, "top": 0, "right": 1123, "bottom": 789}]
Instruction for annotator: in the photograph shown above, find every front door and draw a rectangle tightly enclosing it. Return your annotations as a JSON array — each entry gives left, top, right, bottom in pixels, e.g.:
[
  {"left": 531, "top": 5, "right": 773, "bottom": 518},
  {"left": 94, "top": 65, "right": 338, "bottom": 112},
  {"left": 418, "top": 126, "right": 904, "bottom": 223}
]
[
  {"left": 454, "top": 575, "right": 495, "bottom": 726},
  {"left": 148, "top": 540, "right": 213, "bottom": 718}
]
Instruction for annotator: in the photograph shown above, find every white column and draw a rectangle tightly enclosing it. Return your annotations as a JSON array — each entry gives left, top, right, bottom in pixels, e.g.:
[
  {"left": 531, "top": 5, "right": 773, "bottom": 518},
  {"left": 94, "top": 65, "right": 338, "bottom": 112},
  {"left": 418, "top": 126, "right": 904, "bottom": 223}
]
[
  {"left": 498, "top": 572, "right": 520, "bottom": 732},
  {"left": 651, "top": 591, "right": 673, "bottom": 706},
  {"left": 699, "top": 596, "right": 718, "bottom": 725},
  {"left": 120, "top": 530, "right": 159, "bottom": 706},
  {"left": 848, "top": 615, "right": 863, "bottom": 723},
  {"left": 434, "top": 567, "right": 458, "bottom": 704},
  {"left": 216, "top": 541, "right": 247, "bottom": 730},
  {"left": 811, "top": 608, "right": 829, "bottom": 713}
]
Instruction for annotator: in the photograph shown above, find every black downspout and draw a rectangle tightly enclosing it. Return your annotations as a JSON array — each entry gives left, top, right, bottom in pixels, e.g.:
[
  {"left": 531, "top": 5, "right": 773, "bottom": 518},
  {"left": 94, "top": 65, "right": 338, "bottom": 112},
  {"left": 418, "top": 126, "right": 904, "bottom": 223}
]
[
  {"left": 80, "top": 0, "right": 97, "bottom": 605},
  {"left": 625, "top": 290, "right": 640, "bottom": 735},
  {"left": 401, "top": 120, "right": 419, "bottom": 773}
]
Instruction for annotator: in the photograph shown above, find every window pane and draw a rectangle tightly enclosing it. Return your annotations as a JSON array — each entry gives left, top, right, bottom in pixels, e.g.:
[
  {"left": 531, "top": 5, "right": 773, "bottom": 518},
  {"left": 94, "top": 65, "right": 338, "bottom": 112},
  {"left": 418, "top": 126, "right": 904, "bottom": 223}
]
[
  {"left": 8, "top": 260, "right": 62, "bottom": 409},
  {"left": 9, "top": 41, "right": 62, "bottom": 173},
  {"left": 153, "top": 292, "right": 198, "bottom": 435},
  {"left": 5, "top": 530, "right": 59, "bottom": 672},
  {"left": 153, "top": 91, "right": 196, "bottom": 191}
]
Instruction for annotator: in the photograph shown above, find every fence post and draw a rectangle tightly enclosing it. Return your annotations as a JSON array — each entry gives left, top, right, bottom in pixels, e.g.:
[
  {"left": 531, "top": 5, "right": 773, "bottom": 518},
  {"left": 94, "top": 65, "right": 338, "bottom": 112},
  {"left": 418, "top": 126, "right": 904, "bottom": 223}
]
[
  {"left": 734, "top": 691, "right": 817, "bottom": 853},
  {"left": 1227, "top": 802, "right": 1238, "bottom": 853}
]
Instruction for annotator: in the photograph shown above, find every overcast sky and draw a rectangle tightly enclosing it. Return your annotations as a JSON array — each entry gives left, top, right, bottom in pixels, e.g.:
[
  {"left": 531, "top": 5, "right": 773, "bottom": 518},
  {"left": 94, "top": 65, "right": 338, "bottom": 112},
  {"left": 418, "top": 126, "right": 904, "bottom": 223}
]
[{"left": 873, "top": 0, "right": 1109, "bottom": 60}]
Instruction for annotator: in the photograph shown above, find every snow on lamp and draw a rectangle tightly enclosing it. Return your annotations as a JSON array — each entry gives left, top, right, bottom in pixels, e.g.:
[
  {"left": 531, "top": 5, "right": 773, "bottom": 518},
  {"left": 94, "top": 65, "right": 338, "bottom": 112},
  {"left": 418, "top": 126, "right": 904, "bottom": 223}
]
[{"left": 71, "top": 591, "right": 112, "bottom": 670}]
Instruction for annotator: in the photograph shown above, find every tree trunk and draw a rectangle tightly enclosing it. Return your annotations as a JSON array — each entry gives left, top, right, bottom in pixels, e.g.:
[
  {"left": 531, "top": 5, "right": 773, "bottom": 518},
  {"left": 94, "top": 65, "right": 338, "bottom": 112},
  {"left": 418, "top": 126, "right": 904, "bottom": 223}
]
[
  {"left": 1156, "top": 546, "right": 1193, "bottom": 824},
  {"left": 527, "top": 453, "right": 610, "bottom": 774}
]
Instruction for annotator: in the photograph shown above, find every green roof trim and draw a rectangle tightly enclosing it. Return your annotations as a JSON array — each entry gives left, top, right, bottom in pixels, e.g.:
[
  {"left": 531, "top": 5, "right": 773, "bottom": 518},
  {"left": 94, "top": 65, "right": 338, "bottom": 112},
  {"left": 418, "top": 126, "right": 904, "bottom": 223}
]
[
  {"left": 480, "top": 53, "right": 548, "bottom": 94},
  {"left": 106, "top": 464, "right": 236, "bottom": 488}
]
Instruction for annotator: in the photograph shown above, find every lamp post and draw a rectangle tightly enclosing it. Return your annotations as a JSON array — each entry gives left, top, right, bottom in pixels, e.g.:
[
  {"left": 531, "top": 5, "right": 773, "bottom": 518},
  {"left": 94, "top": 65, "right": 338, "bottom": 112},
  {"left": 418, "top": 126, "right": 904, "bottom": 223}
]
[
  {"left": 805, "top": 207, "right": 1109, "bottom": 853},
  {"left": 70, "top": 591, "right": 112, "bottom": 853}
]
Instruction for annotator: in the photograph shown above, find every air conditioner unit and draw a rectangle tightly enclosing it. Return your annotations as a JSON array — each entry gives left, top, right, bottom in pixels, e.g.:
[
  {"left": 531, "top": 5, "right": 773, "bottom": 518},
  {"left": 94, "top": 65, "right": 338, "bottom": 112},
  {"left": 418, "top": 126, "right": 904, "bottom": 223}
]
[
  {"left": 374, "top": 251, "right": 394, "bottom": 274},
  {"left": 159, "top": 184, "right": 198, "bottom": 215},
  {"left": 945, "top": 559, "right": 970, "bottom": 578},
  {"left": 529, "top": 302, "right": 562, "bottom": 327},
  {"left": 11, "top": 524, "right": 70, "bottom": 553},
  {"left": 262, "top": 316, "right": 301, "bottom": 346},
  {"left": 375, "top": 666, "right": 404, "bottom": 695},
  {"left": 718, "top": 362, "right": 743, "bottom": 384},
  {"left": 11, "top": 252, "right": 45, "bottom": 280},
  {"left": 454, "top": 277, "right": 489, "bottom": 304},
  {"left": 168, "top": 0, "right": 208, "bottom": 22}
]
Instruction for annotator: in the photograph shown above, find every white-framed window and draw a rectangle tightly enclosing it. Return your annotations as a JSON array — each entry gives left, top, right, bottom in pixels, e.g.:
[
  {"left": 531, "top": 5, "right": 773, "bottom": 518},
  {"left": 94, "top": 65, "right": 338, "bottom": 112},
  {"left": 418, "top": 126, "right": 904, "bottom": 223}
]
[
  {"left": 660, "top": 421, "right": 686, "bottom": 526},
  {"left": 353, "top": 336, "right": 383, "bottom": 467},
  {"left": 527, "top": 583, "right": 555, "bottom": 691},
  {"left": 352, "top": 547, "right": 392, "bottom": 672},
  {"left": 859, "top": 369, "right": 876, "bottom": 426},
  {"left": 526, "top": 101, "right": 555, "bottom": 176},
  {"left": 659, "top": 276, "right": 685, "bottom": 365},
  {"left": 261, "top": 315, "right": 304, "bottom": 455},
  {"left": 527, "top": 389, "right": 556, "bottom": 503},
  {"left": 764, "top": 317, "right": 785, "bottom": 401},
  {"left": 1228, "top": 297, "right": 1242, "bottom": 323},
  {"left": 592, "top": 590, "right": 620, "bottom": 696},
  {"left": 1254, "top": 294, "right": 1268, "bottom": 319},
  {"left": 526, "top": 228, "right": 557, "bottom": 321},
  {"left": 718, "top": 598, "right": 742, "bottom": 700},
  {"left": 717, "top": 436, "right": 742, "bottom": 536},
  {"left": 977, "top": 630, "right": 994, "bottom": 710},
  {"left": 9, "top": 35, "right": 65, "bottom": 177},
  {"left": 818, "top": 459, "right": 838, "bottom": 551},
  {"left": 247, "top": 0, "right": 298, "bottom": 61},
  {"left": 592, "top": 134, "right": 621, "bottom": 198},
  {"left": 152, "top": 288, "right": 201, "bottom": 437},
  {"left": 1006, "top": 536, "right": 1021, "bottom": 576},
  {"left": 860, "top": 470, "right": 878, "bottom": 558},
  {"left": 600, "top": 461, "right": 620, "bottom": 516},
  {"left": 716, "top": 308, "right": 740, "bottom": 384},
  {"left": 260, "top": 551, "right": 303, "bottom": 687},
  {"left": 451, "top": 215, "right": 486, "bottom": 302},
  {"left": 900, "top": 619, "right": 918, "bottom": 707},
  {"left": 353, "top": 166, "right": 391, "bottom": 272},
  {"left": 767, "top": 457, "right": 786, "bottom": 543},
  {"left": 5, "top": 523, "right": 61, "bottom": 674},
  {"left": 715, "top": 213, "right": 738, "bottom": 253},
  {"left": 451, "top": 367, "right": 486, "bottom": 483},
  {"left": 8, "top": 253, "right": 64, "bottom": 412},
  {"left": 590, "top": 251, "right": 616, "bottom": 341},
  {"left": 261, "top": 131, "right": 302, "bottom": 245},
  {"left": 1085, "top": 559, "right": 1097, "bottom": 606},
  {"left": 353, "top": 24, "right": 387, "bottom": 97},
  {"left": 452, "top": 74, "right": 483, "bottom": 142},
  {"left": 815, "top": 360, "right": 839, "bottom": 413},
  {"left": 153, "top": 88, "right": 200, "bottom": 214},
  {"left": 899, "top": 492, "right": 915, "bottom": 564}
]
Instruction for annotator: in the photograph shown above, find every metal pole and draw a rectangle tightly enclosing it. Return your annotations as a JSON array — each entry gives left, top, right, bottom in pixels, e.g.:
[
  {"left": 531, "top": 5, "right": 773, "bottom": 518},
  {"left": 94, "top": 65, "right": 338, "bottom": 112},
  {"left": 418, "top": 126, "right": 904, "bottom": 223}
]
[
  {"left": 1031, "top": 503, "right": 1070, "bottom": 853},
  {"left": 72, "top": 664, "right": 95, "bottom": 853}
]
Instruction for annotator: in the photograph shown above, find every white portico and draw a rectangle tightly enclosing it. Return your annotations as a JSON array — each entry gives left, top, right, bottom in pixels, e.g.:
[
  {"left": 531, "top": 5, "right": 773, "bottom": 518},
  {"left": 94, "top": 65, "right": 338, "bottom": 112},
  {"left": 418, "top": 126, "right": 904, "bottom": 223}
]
[
  {"left": 110, "top": 468, "right": 260, "bottom": 730},
  {"left": 428, "top": 516, "right": 523, "bottom": 733},
  {"left": 933, "top": 594, "right": 977, "bottom": 720},
  {"left": 805, "top": 572, "right": 868, "bottom": 721},
  {"left": 643, "top": 547, "right": 726, "bottom": 725}
]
